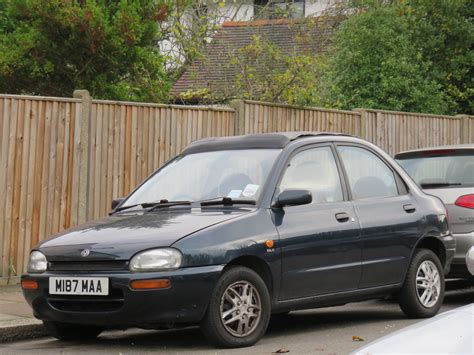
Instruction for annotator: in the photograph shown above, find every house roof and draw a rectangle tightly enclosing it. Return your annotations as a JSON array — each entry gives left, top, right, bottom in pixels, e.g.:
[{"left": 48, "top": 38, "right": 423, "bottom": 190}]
[{"left": 171, "top": 17, "right": 338, "bottom": 102}]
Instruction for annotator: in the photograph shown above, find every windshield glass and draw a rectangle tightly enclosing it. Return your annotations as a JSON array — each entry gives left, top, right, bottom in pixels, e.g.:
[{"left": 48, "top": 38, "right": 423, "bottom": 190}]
[
  {"left": 396, "top": 150, "right": 474, "bottom": 188},
  {"left": 123, "top": 149, "right": 281, "bottom": 206}
]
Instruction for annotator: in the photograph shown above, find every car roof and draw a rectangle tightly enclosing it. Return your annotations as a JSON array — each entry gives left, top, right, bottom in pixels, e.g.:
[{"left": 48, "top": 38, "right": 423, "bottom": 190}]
[
  {"left": 182, "top": 132, "right": 356, "bottom": 154},
  {"left": 395, "top": 144, "right": 474, "bottom": 159}
]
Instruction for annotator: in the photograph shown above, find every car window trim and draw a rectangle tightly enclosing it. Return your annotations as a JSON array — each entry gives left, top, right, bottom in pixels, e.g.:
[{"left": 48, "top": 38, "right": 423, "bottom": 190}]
[
  {"left": 333, "top": 143, "right": 408, "bottom": 201},
  {"left": 271, "top": 143, "right": 349, "bottom": 206}
]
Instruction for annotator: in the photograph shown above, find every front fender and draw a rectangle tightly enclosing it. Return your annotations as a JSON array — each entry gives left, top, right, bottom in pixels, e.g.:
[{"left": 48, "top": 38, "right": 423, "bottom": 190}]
[{"left": 173, "top": 208, "right": 281, "bottom": 299}]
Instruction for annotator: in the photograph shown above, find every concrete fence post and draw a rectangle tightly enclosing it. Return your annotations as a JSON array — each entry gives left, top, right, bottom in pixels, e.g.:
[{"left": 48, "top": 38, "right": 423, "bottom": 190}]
[
  {"left": 456, "top": 114, "right": 470, "bottom": 144},
  {"left": 230, "top": 99, "right": 245, "bottom": 136},
  {"left": 73, "top": 90, "right": 92, "bottom": 224}
]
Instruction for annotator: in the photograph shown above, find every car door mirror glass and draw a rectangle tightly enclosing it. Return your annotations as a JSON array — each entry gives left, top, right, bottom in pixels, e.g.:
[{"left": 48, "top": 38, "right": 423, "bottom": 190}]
[{"left": 274, "top": 189, "right": 312, "bottom": 208}]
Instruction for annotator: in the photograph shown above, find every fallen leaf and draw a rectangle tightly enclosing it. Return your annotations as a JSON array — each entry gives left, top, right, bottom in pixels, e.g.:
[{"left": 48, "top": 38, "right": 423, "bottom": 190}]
[
  {"left": 273, "top": 347, "right": 290, "bottom": 353},
  {"left": 352, "top": 336, "right": 364, "bottom": 341}
]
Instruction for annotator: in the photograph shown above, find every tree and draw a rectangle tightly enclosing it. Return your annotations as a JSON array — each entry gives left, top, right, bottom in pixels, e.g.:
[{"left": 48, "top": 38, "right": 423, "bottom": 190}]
[
  {"left": 405, "top": 0, "right": 473, "bottom": 114},
  {"left": 231, "top": 34, "right": 328, "bottom": 106},
  {"left": 159, "top": 0, "right": 253, "bottom": 81},
  {"left": 0, "top": 0, "right": 170, "bottom": 102},
  {"left": 323, "top": 4, "right": 449, "bottom": 114}
]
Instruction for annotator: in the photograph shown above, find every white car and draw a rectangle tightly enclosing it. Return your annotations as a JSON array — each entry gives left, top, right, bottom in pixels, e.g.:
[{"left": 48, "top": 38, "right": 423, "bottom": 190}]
[
  {"left": 467, "top": 246, "right": 474, "bottom": 275},
  {"left": 352, "top": 304, "right": 474, "bottom": 355}
]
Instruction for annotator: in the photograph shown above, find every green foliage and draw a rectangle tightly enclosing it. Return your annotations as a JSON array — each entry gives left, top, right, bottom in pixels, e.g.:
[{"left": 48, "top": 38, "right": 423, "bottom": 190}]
[
  {"left": 323, "top": 4, "right": 449, "bottom": 114},
  {"left": 175, "top": 88, "right": 217, "bottom": 104},
  {"left": 323, "top": 0, "right": 473, "bottom": 114},
  {"left": 405, "top": 0, "right": 473, "bottom": 114},
  {"left": 0, "top": 0, "right": 170, "bottom": 102},
  {"left": 231, "top": 35, "right": 327, "bottom": 106}
]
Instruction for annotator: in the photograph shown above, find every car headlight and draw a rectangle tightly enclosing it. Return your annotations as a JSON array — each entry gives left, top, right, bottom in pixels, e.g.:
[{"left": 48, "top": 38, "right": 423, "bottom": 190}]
[
  {"left": 130, "top": 248, "right": 182, "bottom": 272},
  {"left": 27, "top": 251, "right": 47, "bottom": 273}
]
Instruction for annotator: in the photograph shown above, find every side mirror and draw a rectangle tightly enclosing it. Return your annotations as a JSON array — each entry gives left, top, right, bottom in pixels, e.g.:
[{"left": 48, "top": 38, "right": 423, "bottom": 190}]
[
  {"left": 273, "top": 189, "right": 312, "bottom": 208},
  {"left": 111, "top": 197, "right": 125, "bottom": 210}
]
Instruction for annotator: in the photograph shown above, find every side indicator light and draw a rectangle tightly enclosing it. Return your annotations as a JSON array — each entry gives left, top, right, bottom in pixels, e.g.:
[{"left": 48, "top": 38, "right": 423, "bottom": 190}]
[
  {"left": 21, "top": 280, "right": 38, "bottom": 290},
  {"left": 130, "top": 279, "right": 171, "bottom": 290},
  {"left": 265, "top": 240, "right": 275, "bottom": 248}
]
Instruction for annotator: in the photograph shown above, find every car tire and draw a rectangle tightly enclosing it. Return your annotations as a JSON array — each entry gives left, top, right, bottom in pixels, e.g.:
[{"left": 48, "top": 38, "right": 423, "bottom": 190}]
[
  {"left": 398, "top": 249, "right": 445, "bottom": 318},
  {"left": 200, "top": 266, "right": 271, "bottom": 348},
  {"left": 43, "top": 321, "right": 103, "bottom": 341}
]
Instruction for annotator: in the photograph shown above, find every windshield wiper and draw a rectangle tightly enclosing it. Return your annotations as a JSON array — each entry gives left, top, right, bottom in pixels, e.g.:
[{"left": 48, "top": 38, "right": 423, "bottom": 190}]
[
  {"left": 112, "top": 199, "right": 191, "bottom": 213},
  {"left": 144, "top": 200, "right": 192, "bottom": 212},
  {"left": 200, "top": 197, "right": 256, "bottom": 207},
  {"left": 113, "top": 203, "right": 142, "bottom": 213},
  {"left": 420, "top": 182, "right": 462, "bottom": 189}
]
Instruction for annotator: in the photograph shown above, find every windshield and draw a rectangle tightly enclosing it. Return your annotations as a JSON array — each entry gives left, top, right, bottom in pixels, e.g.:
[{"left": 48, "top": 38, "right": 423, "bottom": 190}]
[
  {"left": 123, "top": 149, "right": 281, "bottom": 206},
  {"left": 396, "top": 150, "right": 474, "bottom": 189}
]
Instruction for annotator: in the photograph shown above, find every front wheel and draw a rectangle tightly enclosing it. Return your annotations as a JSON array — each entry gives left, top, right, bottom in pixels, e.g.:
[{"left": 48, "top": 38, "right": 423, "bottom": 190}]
[
  {"left": 43, "top": 321, "right": 103, "bottom": 341},
  {"left": 398, "top": 249, "right": 445, "bottom": 318},
  {"left": 200, "top": 266, "right": 271, "bottom": 348}
]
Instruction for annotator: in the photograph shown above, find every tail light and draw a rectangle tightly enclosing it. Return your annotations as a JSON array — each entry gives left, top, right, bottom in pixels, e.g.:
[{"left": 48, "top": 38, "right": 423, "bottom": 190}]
[{"left": 455, "top": 194, "right": 474, "bottom": 209}]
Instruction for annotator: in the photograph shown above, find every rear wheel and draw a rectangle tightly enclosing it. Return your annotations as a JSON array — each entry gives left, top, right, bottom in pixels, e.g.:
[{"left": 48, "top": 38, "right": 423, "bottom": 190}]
[
  {"left": 398, "top": 249, "right": 444, "bottom": 318},
  {"left": 43, "top": 321, "right": 103, "bottom": 341},
  {"left": 201, "top": 266, "right": 271, "bottom": 348}
]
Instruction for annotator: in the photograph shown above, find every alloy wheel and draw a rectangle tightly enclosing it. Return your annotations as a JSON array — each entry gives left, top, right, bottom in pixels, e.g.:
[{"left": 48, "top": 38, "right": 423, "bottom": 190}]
[
  {"left": 220, "top": 280, "right": 262, "bottom": 337},
  {"left": 416, "top": 260, "right": 441, "bottom": 308}
]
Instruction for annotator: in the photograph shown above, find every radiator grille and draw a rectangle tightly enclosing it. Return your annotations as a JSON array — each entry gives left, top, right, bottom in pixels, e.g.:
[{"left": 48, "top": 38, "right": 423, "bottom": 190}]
[{"left": 48, "top": 261, "right": 128, "bottom": 272}]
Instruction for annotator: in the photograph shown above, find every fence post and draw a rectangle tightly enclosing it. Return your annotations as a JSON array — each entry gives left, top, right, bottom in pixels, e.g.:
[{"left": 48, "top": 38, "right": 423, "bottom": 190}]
[
  {"left": 352, "top": 108, "right": 368, "bottom": 139},
  {"left": 457, "top": 114, "right": 470, "bottom": 144},
  {"left": 73, "top": 90, "right": 91, "bottom": 224},
  {"left": 230, "top": 99, "right": 245, "bottom": 135}
]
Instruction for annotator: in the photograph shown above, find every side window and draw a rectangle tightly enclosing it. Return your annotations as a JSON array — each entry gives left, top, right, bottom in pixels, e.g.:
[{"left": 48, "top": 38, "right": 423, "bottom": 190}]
[
  {"left": 338, "top": 146, "right": 398, "bottom": 199},
  {"left": 279, "top": 146, "right": 343, "bottom": 203}
]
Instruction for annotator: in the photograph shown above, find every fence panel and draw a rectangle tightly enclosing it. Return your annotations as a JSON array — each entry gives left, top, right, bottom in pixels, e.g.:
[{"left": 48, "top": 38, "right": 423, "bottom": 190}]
[
  {"left": 364, "top": 110, "right": 463, "bottom": 155},
  {"left": 240, "top": 100, "right": 362, "bottom": 136},
  {"left": 0, "top": 95, "right": 83, "bottom": 277},
  {"left": 237, "top": 101, "right": 470, "bottom": 156},
  {"left": 87, "top": 100, "right": 235, "bottom": 220},
  {"left": 0, "top": 95, "right": 235, "bottom": 278}
]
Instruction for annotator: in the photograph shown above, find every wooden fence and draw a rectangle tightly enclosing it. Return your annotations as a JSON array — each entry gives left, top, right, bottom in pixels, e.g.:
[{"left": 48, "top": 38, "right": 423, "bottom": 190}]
[
  {"left": 236, "top": 100, "right": 473, "bottom": 155},
  {"left": 0, "top": 93, "right": 473, "bottom": 279}
]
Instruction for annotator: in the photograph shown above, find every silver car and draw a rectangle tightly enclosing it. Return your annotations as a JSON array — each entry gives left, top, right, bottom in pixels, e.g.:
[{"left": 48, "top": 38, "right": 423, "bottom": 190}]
[
  {"left": 352, "top": 304, "right": 474, "bottom": 355},
  {"left": 395, "top": 145, "right": 474, "bottom": 278}
]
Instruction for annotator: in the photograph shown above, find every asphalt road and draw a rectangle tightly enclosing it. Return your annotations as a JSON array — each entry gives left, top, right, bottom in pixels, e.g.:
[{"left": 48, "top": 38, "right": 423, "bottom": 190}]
[{"left": 2, "top": 280, "right": 473, "bottom": 354}]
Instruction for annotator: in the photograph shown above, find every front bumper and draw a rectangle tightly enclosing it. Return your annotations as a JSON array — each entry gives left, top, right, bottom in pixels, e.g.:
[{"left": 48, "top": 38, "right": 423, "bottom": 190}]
[{"left": 21, "top": 265, "right": 224, "bottom": 328}]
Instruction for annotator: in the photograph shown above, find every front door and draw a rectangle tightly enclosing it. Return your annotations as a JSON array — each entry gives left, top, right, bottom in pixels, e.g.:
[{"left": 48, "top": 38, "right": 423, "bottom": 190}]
[{"left": 273, "top": 145, "right": 361, "bottom": 300}]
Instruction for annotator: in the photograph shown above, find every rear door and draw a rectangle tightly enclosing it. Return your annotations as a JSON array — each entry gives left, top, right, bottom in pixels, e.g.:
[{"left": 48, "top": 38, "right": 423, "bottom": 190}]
[
  {"left": 273, "top": 144, "right": 362, "bottom": 300},
  {"left": 336, "top": 144, "right": 425, "bottom": 288}
]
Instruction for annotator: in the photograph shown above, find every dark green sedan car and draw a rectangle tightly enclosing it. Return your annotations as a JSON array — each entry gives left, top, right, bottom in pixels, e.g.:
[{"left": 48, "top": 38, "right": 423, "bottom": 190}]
[{"left": 22, "top": 132, "right": 454, "bottom": 348}]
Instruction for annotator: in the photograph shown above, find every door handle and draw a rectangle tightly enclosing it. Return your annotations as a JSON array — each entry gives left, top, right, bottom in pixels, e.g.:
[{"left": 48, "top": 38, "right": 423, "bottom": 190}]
[
  {"left": 403, "top": 204, "right": 416, "bottom": 213},
  {"left": 335, "top": 212, "right": 350, "bottom": 222}
]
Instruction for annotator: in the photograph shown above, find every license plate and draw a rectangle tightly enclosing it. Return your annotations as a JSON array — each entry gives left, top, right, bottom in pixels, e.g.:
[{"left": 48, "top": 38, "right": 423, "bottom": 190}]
[{"left": 49, "top": 277, "right": 109, "bottom": 296}]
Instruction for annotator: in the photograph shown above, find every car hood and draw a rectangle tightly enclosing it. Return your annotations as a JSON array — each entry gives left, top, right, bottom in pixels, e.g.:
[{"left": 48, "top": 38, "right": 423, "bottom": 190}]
[{"left": 38, "top": 208, "right": 250, "bottom": 261}]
